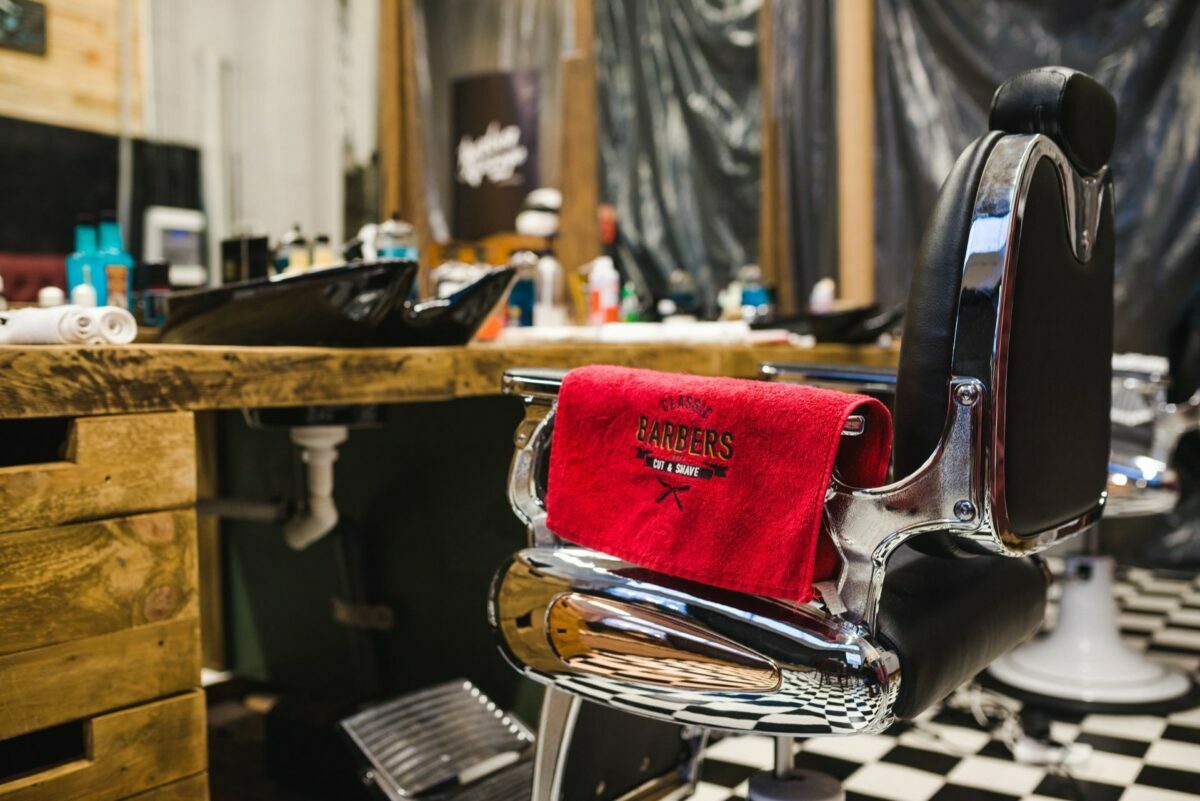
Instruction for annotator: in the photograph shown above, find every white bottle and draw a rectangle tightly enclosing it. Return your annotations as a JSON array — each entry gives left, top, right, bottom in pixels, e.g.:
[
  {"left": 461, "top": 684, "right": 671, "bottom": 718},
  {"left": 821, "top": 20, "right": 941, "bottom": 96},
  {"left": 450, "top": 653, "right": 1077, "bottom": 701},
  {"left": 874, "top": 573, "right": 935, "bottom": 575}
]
[
  {"left": 533, "top": 253, "right": 567, "bottom": 327},
  {"left": 38, "top": 286, "right": 66, "bottom": 307},
  {"left": 587, "top": 256, "right": 620, "bottom": 326},
  {"left": 71, "top": 265, "right": 98, "bottom": 307}
]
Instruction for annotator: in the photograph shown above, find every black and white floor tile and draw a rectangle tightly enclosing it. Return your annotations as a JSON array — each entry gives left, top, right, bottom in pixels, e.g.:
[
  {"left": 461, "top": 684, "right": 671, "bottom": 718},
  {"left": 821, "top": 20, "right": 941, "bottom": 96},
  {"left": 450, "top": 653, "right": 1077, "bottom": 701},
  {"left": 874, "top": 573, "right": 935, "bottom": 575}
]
[{"left": 689, "top": 565, "right": 1200, "bottom": 801}]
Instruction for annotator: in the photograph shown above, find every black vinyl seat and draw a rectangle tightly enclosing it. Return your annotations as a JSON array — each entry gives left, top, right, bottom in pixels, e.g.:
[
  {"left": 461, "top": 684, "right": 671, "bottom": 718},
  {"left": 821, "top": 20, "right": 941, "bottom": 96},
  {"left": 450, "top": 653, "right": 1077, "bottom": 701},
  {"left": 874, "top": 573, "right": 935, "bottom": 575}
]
[{"left": 489, "top": 67, "right": 1117, "bottom": 801}]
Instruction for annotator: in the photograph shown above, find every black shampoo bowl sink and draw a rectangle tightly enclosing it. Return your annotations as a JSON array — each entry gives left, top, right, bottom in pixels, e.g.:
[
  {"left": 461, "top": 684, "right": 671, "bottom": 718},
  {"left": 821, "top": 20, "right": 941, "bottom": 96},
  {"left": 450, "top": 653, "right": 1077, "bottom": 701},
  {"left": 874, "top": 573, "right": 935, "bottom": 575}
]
[{"left": 161, "top": 261, "right": 515, "bottom": 347}]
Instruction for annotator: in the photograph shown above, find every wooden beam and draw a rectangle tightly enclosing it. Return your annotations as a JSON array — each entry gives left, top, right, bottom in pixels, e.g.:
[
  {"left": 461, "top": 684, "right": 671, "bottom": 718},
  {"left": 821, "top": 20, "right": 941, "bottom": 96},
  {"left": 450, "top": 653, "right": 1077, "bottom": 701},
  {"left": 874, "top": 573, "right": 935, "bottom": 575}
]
[
  {"left": 378, "top": 0, "right": 403, "bottom": 222},
  {"left": 557, "top": 52, "right": 601, "bottom": 277},
  {"left": 758, "top": 0, "right": 796, "bottom": 314},
  {"left": 0, "top": 342, "right": 898, "bottom": 420},
  {"left": 835, "top": 0, "right": 875, "bottom": 305}
]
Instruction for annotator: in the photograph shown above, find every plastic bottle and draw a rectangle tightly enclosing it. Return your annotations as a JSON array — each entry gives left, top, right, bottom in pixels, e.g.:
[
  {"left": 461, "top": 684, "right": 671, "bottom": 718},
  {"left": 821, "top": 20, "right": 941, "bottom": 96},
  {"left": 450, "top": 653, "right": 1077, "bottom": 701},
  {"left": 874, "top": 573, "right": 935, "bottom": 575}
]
[
  {"left": 311, "top": 234, "right": 336, "bottom": 268},
  {"left": 738, "top": 264, "right": 773, "bottom": 322},
  {"left": 137, "top": 260, "right": 172, "bottom": 326},
  {"left": 66, "top": 213, "right": 100, "bottom": 302},
  {"left": 97, "top": 211, "right": 134, "bottom": 308},
  {"left": 588, "top": 256, "right": 620, "bottom": 325},
  {"left": 620, "top": 281, "right": 641, "bottom": 322},
  {"left": 71, "top": 265, "right": 98, "bottom": 306},
  {"left": 38, "top": 286, "right": 66, "bottom": 307},
  {"left": 533, "top": 253, "right": 568, "bottom": 327},
  {"left": 377, "top": 212, "right": 417, "bottom": 261}
]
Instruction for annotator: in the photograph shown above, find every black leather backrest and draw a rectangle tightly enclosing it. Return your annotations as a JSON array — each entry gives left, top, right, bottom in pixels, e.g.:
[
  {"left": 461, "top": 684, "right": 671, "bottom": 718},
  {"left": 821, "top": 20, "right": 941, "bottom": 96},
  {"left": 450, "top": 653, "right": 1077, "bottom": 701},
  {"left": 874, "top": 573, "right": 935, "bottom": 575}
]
[
  {"left": 989, "top": 67, "right": 1117, "bottom": 175},
  {"left": 1002, "top": 162, "right": 1113, "bottom": 535},
  {"left": 893, "top": 132, "right": 1003, "bottom": 480},
  {"left": 894, "top": 67, "right": 1115, "bottom": 543}
]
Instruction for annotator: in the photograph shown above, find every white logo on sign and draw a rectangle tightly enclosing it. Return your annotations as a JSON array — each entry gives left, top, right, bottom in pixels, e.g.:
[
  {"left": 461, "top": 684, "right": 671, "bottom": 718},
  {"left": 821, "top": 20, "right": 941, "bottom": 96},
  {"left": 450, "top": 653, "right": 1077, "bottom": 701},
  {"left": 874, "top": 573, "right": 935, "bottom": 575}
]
[{"left": 456, "top": 122, "right": 528, "bottom": 187}]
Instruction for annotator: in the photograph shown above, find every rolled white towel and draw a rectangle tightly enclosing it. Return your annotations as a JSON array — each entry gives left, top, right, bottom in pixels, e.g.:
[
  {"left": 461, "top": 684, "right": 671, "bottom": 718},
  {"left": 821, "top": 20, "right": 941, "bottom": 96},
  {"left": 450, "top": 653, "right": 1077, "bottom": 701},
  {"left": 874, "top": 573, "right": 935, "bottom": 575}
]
[
  {"left": 97, "top": 306, "right": 137, "bottom": 344},
  {"left": 0, "top": 306, "right": 92, "bottom": 344},
  {"left": 0, "top": 305, "right": 133, "bottom": 345}
]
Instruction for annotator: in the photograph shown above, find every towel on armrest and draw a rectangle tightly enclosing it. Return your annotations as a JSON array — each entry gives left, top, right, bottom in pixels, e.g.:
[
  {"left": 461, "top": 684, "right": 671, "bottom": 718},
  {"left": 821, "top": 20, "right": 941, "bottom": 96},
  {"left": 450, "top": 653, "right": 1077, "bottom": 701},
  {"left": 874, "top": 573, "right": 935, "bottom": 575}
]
[{"left": 545, "top": 365, "right": 892, "bottom": 602}]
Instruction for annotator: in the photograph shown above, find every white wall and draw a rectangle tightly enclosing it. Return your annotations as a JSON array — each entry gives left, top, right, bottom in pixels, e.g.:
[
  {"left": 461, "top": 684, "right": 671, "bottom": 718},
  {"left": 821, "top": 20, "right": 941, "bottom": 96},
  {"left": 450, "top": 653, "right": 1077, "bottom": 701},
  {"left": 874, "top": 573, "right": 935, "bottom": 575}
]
[{"left": 143, "top": 0, "right": 379, "bottom": 261}]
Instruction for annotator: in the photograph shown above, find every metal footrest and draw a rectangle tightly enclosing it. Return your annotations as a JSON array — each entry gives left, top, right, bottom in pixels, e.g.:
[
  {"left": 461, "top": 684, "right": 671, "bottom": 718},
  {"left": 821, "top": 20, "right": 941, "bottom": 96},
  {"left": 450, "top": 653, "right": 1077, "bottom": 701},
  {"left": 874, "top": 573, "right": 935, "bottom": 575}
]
[{"left": 340, "top": 678, "right": 533, "bottom": 800}]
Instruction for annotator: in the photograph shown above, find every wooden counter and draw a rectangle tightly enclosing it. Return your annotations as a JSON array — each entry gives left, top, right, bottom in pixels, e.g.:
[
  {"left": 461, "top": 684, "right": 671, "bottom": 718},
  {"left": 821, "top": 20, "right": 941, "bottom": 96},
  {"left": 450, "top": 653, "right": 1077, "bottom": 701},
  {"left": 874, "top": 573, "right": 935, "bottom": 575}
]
[
  {"left": 0, "top": 341, "right": 898, "bottom": 420},
  {"left": 0, "top": 338, "right": 894, "bottom": 800}
]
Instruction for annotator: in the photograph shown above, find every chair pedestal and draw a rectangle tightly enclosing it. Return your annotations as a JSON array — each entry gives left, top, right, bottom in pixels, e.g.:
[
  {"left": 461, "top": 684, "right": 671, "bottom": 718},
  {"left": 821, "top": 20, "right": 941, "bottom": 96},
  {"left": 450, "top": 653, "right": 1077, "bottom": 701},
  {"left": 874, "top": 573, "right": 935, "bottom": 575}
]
[
  {"left": 746, "top": 739, "right": 844, "bottom": 801},
  {"left": 988, "top": 555, "right": 1192, "bottom": 710}
]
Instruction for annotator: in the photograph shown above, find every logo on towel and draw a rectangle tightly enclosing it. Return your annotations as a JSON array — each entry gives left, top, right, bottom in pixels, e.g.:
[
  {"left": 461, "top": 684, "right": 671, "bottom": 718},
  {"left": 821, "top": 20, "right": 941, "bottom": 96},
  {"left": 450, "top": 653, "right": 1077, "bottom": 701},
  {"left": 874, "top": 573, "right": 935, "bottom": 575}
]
[{"left": 634, "top": 407, "right": 734, "bottom": 510}]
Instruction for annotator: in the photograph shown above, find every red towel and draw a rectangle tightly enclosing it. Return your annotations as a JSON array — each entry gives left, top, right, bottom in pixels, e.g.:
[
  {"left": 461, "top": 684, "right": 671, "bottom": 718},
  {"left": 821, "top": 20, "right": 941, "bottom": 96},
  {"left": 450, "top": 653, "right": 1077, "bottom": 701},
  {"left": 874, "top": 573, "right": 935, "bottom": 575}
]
[{"left": 545, "top": 366, "right": 893, "bottom": 601}]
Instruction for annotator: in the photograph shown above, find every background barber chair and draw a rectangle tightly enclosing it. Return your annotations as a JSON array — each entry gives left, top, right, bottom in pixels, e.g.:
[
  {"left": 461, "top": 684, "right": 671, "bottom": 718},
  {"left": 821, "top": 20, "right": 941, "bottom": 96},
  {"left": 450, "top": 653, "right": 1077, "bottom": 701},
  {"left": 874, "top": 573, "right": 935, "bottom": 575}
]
[
  {"left": 988, "top": 355, "right": 1200, "bottom": 711},
  {"left": 490, "top": 67, "right": 1115, "bottom": 801}
]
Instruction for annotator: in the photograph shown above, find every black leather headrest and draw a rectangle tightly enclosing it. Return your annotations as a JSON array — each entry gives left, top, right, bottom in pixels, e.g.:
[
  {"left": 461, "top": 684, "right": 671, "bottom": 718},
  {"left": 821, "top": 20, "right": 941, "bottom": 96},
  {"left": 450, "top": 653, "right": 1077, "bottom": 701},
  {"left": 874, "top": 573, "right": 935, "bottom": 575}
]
[{"left": 989, "top": 67, "right": 1117, "bottom": 174}]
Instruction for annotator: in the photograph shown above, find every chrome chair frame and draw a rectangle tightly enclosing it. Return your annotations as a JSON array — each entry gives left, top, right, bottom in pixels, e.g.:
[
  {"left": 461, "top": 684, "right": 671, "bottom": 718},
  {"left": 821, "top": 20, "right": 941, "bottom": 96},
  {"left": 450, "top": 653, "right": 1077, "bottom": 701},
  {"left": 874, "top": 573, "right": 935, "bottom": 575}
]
[{"left": 488, "top": 135, "right": 1111, "bottom": 801}]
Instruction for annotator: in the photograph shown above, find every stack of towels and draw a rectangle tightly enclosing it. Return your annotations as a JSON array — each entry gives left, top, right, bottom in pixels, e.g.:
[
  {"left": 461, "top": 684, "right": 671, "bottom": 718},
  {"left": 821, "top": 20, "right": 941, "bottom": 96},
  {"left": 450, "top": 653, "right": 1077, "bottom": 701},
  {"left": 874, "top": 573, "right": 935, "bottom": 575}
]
[{"left": 0, "top": 306, "right": 138, "bottom": 345}]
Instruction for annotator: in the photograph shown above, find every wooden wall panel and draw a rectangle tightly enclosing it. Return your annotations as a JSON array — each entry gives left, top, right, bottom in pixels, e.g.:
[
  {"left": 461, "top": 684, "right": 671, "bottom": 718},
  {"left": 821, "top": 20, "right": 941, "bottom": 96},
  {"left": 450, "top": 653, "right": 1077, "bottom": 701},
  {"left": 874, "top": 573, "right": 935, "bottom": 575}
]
[
  {"left": 0, "top": 692, "right": 206, "bottom": 801},
  {"left": 0, "top": 617, "right": 200, "bottom": 741},
  {"left": 834, "top": 0, "right": 875, "bottom": 304},
  {"left": 0, "top": 0, "right": 142, "bottom": 135},
  {"left": 0, "top": 510, "right": 198, "bottom": 656}
]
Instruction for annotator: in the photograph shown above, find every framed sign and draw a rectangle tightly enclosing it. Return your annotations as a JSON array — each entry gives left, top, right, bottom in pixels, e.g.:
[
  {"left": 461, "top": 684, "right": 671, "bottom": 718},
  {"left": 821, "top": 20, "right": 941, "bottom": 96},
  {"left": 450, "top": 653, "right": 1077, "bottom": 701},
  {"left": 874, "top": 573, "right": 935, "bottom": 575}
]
[
  {"left": 452, "top": 70, "right": 539, "bottom": 240},
  {"left": 0, "top": 0, "right": 46, "bottom": 56}
]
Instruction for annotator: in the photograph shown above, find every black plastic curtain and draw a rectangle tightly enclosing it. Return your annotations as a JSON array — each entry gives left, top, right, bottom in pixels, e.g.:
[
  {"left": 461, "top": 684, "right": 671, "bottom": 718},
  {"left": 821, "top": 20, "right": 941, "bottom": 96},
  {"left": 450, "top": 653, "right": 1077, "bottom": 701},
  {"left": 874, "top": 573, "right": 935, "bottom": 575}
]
[
  {"left": 873, "top": 0, "right": 1200, "bottom": 353},
  {"left": 771, "top": 0, "right": 839, "bottom": 311},
  {"left": 595, "top": 0, "right": 762, "bottom": 313}
]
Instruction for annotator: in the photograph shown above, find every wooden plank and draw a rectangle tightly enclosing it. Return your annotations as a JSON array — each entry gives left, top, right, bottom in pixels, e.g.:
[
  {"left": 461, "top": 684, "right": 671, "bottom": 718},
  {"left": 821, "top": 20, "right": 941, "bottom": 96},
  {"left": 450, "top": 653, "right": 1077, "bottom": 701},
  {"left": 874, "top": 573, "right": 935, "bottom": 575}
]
[
  {"left": 121, "top": 774, "right": 208, "bottom": 801},
  {"left": 0, "top": 511, "right": 197, "bottom": 656},
  {"left": 557, "top": 53, "right": 602, "bottom": 278},
  {"left": 0, "top": 342, "right": 896, "bottom": 419},
  {"left": 0, "top": 0, "right": 143, "bottom": 136},
  {"left": 0, "top": 413, "right": 195, "bottom": 531},
  {"left": 194, "top": 413, "right": 224, "bottom": 670},
  {"left": 835, "top": 0, "right": 875, "bottom": 305},
  {"left": 0, "top": 345, "right": 457, "bottom": 419},
  {"left": 0, "top": 618, "right": 200, "bottom": 741},
  {"left": 0, "top": 692, "right": 206, "bottom": 801},
  {"left": 0, "top": 413, "right": 194, "bottom": 527},
  {"left": 455, "top": 343, "right": 898, "bottom": 397},
  {"left": 757, "top": 0, "right": 796, "bottom": 315},
  {"left": 378, "top": 0, "right": 403, "bottom": 223}
]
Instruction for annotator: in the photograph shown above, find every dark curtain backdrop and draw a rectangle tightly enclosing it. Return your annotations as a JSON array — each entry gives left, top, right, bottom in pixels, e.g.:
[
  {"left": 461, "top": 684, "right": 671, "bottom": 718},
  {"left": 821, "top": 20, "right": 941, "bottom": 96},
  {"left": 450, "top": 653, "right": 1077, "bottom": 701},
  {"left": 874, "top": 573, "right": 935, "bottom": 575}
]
[
  {"left": 771, "top": 0, "right": 838, "bottom": 311},
  {"left": 873, "top": 0, "right": 1200, "bottom": 353},
  {"left": 595, "top": 0, "right": 762, "bottom": 313}
]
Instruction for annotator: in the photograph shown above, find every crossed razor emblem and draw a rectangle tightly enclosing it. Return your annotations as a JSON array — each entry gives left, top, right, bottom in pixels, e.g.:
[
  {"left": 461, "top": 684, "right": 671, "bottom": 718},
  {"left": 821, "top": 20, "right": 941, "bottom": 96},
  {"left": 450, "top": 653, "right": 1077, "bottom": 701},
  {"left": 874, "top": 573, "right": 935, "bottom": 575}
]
[{"left": 656, "top": 477, "right": 690, "bottom": 510}]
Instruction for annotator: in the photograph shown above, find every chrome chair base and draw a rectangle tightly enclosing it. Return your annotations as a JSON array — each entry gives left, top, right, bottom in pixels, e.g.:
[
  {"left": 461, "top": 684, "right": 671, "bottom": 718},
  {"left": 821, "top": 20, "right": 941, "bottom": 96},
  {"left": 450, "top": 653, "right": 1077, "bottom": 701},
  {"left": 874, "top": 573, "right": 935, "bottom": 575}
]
[
  {"left": 747, "top": 771, "right": 845, "bottom": 801},
  {"left": 988, "top": 555, "right": 1194, "bottom": 712}
]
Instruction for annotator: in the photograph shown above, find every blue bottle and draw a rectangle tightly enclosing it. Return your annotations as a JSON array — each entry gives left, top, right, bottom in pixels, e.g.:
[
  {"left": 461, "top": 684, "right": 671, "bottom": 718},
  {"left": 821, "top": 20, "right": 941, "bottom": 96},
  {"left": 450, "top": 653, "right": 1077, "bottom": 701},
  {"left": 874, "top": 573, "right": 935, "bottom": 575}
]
[
  {"left": 97, "top": 211, "right": 134, "bottom": 309},
  {"left": 66, "top": 213, "right": 103, "bottom": 303}
]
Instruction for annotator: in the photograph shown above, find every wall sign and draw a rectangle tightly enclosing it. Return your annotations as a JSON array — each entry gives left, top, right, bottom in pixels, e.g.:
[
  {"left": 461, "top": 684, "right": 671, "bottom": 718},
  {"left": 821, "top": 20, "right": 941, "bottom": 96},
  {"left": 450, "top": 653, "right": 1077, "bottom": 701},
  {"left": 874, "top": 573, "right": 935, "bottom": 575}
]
[
  {"left": 0, "top": 0, "right": 46, "bottom": 56},
  {"left": 452, "top": 71, "right": 539, "bottom": 241}
]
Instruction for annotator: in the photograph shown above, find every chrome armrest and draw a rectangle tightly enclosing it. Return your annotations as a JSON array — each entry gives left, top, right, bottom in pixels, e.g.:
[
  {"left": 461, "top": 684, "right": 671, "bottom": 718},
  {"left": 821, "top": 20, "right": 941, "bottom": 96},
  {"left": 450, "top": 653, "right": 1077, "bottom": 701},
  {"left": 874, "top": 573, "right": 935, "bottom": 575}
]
[
  {"left": 761, "top": 362, "right": 897, "bottom": 396},
  {"left": 503, "top": 369, "right": 566, "bottom": 544}
]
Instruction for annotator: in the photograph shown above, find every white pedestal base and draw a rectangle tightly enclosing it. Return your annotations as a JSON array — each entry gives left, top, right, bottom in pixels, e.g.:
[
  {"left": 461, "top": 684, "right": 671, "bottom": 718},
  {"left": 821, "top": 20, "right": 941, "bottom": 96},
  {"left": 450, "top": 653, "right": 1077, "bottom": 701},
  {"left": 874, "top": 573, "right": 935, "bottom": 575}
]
[{"left": 989, "top": 555, "right": 1191, "bottom": 706}]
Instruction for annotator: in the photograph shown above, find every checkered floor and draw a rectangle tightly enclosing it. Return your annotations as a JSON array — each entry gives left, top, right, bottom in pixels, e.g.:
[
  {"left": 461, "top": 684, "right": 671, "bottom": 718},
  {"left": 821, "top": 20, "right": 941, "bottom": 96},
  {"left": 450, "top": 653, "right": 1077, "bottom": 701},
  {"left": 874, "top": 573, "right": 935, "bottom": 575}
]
[{"left": 689, "top": 564, "right": 1200, "bottom": 801}]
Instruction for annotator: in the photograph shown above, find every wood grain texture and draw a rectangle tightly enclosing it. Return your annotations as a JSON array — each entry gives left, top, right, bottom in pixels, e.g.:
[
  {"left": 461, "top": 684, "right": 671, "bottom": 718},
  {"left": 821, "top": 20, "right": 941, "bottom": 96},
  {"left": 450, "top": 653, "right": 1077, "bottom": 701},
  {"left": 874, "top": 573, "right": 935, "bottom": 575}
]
[
  {"left": 194, "top": 413, "right": 224, "bottom": 670},
  {"left": 0, "top": 618, "right": 200, "bottom": 741},
  {"left": 0, "top": 345, "right": 457, "bottom": 419},
  {"left": 0, "top": 692, "right": 206, "bottom": 801},
  {"left": 120, "top": 774, "right": 208, "bottom": 801},
  {"left": 0, "top": 0, "right": 143, "bottom": 136},
  {"left": 0, "top": 342, "right": 896, "bottom": 419},
  {"left": 455, "top": 343, "right": 899, "bottom": 397},
  {"left": 835, "top": 0, "right": 875, "bottom": 305},
  {"left": 0, "top": 510, "right": 197, "bottom": 656},
  {"left": 0, "top": 413, "right": 195, "bottom": 531}
]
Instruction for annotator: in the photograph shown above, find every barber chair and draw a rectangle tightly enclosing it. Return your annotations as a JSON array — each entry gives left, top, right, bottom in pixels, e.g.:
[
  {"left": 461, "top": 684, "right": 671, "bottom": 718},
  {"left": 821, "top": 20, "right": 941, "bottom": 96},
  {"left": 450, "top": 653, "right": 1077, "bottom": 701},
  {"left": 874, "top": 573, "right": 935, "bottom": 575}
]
[
  {"left": 988, "top": 355, "right": 1199, "bottom": 711},
  {"left": 489, "top": 67, "right": 1115, "bottom": 800}
]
